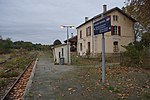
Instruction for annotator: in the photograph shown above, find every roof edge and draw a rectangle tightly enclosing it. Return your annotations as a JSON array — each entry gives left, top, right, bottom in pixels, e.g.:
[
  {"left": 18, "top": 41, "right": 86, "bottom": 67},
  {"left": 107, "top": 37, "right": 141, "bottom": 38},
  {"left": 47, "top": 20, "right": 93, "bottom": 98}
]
[{"left": 76, "top": 7, "right": 137, "bottom": 29}]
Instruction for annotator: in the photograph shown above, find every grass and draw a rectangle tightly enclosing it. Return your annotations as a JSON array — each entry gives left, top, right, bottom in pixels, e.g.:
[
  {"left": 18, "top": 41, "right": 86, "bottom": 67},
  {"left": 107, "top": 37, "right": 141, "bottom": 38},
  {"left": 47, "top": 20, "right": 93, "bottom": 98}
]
[
  {"left": 0, "top": 50, "right": 38, "bottom": 88},
  {"left": 0, "top": 80, "right": 7, "bottom": 87},
  {"left": 0, "top": 71, "right": 19, "bottom": 78},
  {"left": 71, "top": 54, "right": 101, "bottom": 66}
]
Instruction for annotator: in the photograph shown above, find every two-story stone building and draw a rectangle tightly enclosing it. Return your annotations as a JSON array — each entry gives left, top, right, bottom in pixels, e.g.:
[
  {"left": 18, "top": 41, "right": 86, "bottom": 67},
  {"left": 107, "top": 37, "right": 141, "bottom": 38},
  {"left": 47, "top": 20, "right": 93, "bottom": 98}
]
[{"left": 77, "top": 5, "right": 136, "bottom": 56}]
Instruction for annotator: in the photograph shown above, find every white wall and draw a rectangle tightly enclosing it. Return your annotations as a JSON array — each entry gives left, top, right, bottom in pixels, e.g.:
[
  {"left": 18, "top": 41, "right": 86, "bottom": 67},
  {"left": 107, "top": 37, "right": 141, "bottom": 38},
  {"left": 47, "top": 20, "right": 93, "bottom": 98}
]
[{"left": 53, "top": 44, "right": 71, "bottom": 64}]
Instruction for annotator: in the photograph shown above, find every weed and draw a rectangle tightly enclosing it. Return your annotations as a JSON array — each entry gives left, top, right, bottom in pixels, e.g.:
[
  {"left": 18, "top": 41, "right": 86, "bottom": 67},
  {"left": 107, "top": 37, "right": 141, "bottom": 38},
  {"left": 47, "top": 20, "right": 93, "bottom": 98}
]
[
  {"left": 0, "top": 80, "right": 7, "bottom": 87},
  {"left": 0, "top": 71, "right": 19, "bottom": 78},
  {"left": 107, "top": 86, "right": 114, "bottom": 91},
  {"left": 142, "top": 93, "right": 150, "bottom": 99}
]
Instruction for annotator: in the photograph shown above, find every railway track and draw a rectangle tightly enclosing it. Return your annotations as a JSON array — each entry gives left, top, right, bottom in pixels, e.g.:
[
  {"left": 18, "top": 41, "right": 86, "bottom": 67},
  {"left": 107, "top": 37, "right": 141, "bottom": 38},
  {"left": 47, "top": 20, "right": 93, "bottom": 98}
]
[{"left": 1, "top": 58, "right": 38, "bottom": 100}]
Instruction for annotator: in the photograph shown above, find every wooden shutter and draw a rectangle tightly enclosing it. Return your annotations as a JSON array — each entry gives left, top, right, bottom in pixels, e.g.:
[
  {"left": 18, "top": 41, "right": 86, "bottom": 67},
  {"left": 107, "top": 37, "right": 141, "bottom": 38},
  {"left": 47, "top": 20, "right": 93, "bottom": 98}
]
[
  {"left": 89, "top": 26, "right": 91, "bottom": 36},
  {"left": 118, "top": 26, "right": 121, "bottom": 36},
  {"left": 111, "top": 26, "right": 114, "bottom": 35}
]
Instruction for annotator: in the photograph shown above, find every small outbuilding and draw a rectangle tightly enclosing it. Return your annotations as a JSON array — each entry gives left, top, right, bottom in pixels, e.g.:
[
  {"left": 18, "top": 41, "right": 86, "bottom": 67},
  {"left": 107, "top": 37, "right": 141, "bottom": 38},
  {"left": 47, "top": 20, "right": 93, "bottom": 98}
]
[{"left": 52, "top": 44, "right": 71, "bottom": 65}]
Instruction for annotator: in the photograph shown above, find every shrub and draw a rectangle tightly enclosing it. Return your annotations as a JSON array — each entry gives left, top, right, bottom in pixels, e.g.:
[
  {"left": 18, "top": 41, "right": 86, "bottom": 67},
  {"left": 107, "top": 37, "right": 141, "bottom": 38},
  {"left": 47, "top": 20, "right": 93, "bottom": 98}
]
[{"left": 122, "top": 42, "right": 149, "bottom": 68}]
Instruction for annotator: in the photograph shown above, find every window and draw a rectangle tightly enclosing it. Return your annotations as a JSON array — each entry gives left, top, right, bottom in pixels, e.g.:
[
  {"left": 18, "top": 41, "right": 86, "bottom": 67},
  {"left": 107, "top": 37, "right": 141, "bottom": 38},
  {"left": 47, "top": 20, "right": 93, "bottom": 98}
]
[
  {"left": 113, "top": 26, "right": 118, "bottom": 35},
  {"left": 113, "top": 15, "right": 118, "bottom": 21},
  {"left": 80, "top": 30, "right": 82, "bottom": 38},
  {"left": 87, "top": 42, "right": 90, "bottom": 53},
  {"left": 113, "top": 41, "right": 119, "bottom": 52},
  {"left": 62, "top": 48, "right": 64, "bottom": 56},
  {"left": 111, "top": 26, "right": 121, "bottom": 36},
  {"left": 59, "top": 52, "right": 61, "bottom": 58},
  {"left": 80, "top": 43, "right": 82, "bottom": 51},
  {"left": 86, "top": 26, "right": 91, "bottom": 36}
]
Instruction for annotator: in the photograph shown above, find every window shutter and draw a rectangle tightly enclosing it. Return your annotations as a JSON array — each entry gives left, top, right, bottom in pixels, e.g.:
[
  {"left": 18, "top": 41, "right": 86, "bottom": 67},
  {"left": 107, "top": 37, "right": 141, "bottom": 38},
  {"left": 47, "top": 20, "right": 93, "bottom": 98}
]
[
  {"left": 89, "top": 27, "right": 91, "bottom": 36},
  {"left": 111, "top": 26, "right": 114, "bottom": 35},
  {"left": 86, "top": 28, "right": 88, "bottom": 36},
  {"left": 118, "top": 26, "right": 121, "bottom": 36}
]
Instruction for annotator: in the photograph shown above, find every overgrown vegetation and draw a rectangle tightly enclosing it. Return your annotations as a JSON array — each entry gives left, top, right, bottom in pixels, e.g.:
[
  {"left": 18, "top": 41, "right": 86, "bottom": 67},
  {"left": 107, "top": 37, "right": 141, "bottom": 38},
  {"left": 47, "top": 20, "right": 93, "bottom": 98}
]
[
  {"left": 71, "top": 53, "right": 101, "bottom": 66},
  {"left": 0, "top": 35, "right": 50, "bottom": 93},
  {"left": 0, "top": 80, "right": 7, "bottom": 87},
  {"left": 121, "top": 41, "right": 150, "bottom": 68},
  {"left": 122, "top": 0, "right": 150, "bottom": 68}
]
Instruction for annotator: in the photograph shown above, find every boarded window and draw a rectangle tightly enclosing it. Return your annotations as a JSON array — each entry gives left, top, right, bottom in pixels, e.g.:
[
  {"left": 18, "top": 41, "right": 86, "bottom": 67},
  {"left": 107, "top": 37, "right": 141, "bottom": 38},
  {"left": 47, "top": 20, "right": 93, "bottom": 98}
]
[
  {"left": 80, "top": 43, "right": 82, "bottom": 51},
  {"left": 113, "top": 41, "right": 119, "bottom": 52}
]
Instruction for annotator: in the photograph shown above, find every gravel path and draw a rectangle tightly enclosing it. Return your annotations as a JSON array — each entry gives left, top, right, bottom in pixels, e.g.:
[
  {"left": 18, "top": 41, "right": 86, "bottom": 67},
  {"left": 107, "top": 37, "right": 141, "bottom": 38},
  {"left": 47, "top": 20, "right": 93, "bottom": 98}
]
[{"left": 24, "top": 52, "right": 73, "bottom": 100}]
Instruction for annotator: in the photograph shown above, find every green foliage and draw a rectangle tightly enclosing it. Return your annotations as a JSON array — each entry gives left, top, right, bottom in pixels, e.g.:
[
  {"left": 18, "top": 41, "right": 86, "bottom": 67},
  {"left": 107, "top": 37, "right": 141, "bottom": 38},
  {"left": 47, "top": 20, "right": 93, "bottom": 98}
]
[
  {"left": 107, "top": 86, "right": 114, "bottom": 91},
  {"left": 0, "top": 35, "right": 50, "bottom": 54},
  {"left": 71, "top": 53, "right": 101, "bottom": 66},
  {"left": 0, "top": 38, "right": 13, "bottom": 54},
  {"left": 142, "top": 93, "right": 150, "bottom": 99},
  {"left": 124, "top": 0, "right": 150, "bottom": 31},
  {"left": 124, "top": 0, "right": 150, "bottom": 42},
  {"left": 0, "top": 80, "right": 7, "bottom": 87},
  {"left": 122, "top": 41, "right": 149, "bottom": 67},
  {"left": 0, "top": 71, "right": 19, "bottom": 78},
  {"left": 141, "top": 32, "right": 150, "bottom": 47}
]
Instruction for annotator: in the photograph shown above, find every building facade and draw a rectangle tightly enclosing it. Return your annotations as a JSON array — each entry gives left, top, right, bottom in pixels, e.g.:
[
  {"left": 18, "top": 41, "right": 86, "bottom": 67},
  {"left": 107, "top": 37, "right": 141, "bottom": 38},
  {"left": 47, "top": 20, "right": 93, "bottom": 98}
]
[
  {"left": 64, "top": 35, "right": 77, "bottom": 52},
  {"left": 52, "top": 44, "right": 71, "bottom": 64},
  {"left": 77, "top": 7, "right": 136, "bottom": 56}
]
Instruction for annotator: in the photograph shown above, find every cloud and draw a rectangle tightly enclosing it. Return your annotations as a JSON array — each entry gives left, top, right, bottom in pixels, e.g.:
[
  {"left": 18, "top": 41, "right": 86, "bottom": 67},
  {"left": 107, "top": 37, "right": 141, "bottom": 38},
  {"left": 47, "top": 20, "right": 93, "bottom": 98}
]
[{"left": 0, "top": 0, "right": 124, "bottom": 44}]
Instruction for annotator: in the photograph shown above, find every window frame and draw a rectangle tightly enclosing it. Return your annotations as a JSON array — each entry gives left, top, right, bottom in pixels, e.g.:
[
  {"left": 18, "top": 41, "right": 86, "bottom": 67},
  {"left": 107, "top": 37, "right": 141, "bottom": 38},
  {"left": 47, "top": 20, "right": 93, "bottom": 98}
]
[
  {"left": 113, "top": 41, "right": 119, "bottom": 52},
  {"left": 86, "top": 26, "right": 91, "bottom": 36},
  {"left": 80, "top": 43, "right": 82, "bottom": 51},
  {"left": 80, "top": 30, "right": 82, "bottom": 38},
  {"left": 62, "top": 48, "right": 64, "bottom": 57},
  {"left": 113, "top": 15, "right": 118, "bottom": 21},
  {"left": 111, "top": 26, "right": 121, "bottom": 36}
]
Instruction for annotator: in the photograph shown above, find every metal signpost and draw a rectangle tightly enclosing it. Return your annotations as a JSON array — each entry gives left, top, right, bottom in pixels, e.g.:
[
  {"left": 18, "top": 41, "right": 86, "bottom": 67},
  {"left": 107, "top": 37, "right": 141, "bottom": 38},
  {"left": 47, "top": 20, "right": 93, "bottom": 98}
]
[{"left": 94, "top": 16, "right": 111, "bottom": 83}]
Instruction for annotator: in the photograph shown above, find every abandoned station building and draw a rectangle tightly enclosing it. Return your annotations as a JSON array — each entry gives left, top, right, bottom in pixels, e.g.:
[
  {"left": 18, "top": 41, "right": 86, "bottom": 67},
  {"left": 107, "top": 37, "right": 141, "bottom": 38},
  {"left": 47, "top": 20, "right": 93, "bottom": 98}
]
[{"left": 77, "top": 5, "right": 136, "bottom": 56}]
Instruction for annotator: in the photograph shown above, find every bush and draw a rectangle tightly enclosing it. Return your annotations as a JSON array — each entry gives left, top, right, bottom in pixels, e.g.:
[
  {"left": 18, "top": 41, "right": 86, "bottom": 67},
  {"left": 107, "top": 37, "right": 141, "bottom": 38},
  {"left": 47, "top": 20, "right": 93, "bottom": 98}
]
[{"left": 122, "top": 42, "right": 149, "bottom": 68}]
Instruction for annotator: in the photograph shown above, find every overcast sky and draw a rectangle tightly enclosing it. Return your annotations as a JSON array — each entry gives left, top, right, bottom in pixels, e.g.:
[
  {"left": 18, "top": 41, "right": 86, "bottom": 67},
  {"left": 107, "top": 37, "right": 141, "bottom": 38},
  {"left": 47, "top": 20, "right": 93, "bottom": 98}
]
[{"left": 0, "top": 0, "right": 125, "bottom": 45}]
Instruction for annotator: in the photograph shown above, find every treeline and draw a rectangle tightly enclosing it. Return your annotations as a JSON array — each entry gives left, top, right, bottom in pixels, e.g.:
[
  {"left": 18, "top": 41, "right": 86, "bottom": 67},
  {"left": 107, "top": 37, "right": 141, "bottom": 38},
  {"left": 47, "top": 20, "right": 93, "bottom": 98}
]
[{"left": 0, "top": 36, "right": 49, "bottom": 54}]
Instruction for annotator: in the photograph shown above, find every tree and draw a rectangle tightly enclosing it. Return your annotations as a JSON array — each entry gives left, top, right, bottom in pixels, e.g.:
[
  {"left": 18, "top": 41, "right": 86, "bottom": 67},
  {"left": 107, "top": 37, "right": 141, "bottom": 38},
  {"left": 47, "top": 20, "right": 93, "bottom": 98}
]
[
  {"left": 0, "top": 38, "right": 13, "bottom": 54},
  {"left": 124, "top": 0, "right": 150, "bottom": 32},
  {"left": 0, "top": 35, "right": 2, "bottom": 40},
  {"left": 53, "top": 39, "right": 62, "bottom": 45},
  {"left": 123, "top": 0, "right": 150, "bottom": 44}
]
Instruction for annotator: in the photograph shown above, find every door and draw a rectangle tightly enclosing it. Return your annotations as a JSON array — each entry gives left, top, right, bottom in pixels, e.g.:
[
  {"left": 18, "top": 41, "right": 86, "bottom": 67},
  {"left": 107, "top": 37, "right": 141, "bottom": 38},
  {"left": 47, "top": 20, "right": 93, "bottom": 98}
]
[{"left": 88, "top": 42, "right": 90, "bottom": 53}]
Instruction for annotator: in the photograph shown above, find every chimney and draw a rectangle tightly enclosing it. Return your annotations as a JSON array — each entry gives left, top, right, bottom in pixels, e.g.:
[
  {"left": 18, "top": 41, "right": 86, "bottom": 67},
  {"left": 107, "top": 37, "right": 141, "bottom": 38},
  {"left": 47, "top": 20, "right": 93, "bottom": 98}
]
[
  {"left": 85, "top": 17, "right": 89, "bottom": 22},
  {"left": 103, "top": 5, "right": 107, "bottom": 13}
]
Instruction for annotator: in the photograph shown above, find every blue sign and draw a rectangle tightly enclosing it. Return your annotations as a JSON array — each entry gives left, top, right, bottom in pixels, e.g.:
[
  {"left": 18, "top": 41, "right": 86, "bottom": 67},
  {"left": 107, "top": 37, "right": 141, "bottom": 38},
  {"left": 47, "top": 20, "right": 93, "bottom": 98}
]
[{"left": 94, "top": 16, "right": 111, "bottom": 35}]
